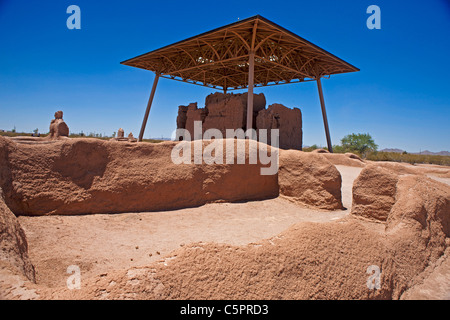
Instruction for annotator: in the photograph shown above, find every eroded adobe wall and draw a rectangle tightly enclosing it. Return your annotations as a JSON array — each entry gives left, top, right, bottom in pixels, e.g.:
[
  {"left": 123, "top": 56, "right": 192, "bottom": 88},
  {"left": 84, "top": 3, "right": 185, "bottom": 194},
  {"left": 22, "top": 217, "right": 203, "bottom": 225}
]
[
  {"left": 0, "top": 137, "right": 344, "bottom": 216},
  {"left": 0, "top": 137, "right": 35, "bottom": 283}
]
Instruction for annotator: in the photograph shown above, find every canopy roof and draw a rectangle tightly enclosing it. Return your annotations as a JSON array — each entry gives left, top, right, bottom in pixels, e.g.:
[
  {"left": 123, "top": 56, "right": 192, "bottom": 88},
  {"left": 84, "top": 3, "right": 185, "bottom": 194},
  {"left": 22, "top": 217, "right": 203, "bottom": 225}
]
[{"left": 121, "top": 15, "right": 359, "bottom": 91}]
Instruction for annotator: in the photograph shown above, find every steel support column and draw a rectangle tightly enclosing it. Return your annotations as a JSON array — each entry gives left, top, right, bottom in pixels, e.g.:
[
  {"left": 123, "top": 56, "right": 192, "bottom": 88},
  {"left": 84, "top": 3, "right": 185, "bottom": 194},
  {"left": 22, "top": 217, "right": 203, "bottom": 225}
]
[
  {"left": 316, "top": 77, "right": 333, "bottom": 153},
  {"left": 138, "top": 73, "right": 160, "bottom": 142},
  {"left": 246, "top": 51, "right": 255, "bottom": 132}
]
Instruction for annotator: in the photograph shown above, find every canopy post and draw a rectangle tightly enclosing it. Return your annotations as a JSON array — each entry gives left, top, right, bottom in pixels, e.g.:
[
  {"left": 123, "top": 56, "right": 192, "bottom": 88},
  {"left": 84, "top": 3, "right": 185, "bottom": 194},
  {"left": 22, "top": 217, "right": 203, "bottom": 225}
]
[
  {"left": 246, "top": 20, "right": 258, "bottom": 134},
  {"left": 316, "top": 77, "right": 333, "bottom": 153},
  {"left": 138, "top": 73, "right": 160, "bottom": 142},
  {"left": 246, "top": 51, "right": 255, "bottom": 132}
]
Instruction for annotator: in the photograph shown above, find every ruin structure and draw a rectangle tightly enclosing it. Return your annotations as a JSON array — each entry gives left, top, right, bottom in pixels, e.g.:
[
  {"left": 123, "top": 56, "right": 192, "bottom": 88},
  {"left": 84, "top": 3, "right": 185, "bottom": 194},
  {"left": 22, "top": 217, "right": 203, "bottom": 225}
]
[
  {"left": 111, "top": 128, "right": 137, "bottom": 142},
  {"left": 176, "top": 92, "right": 302, "bottom": 150},
  {"left": 47, "top": 111, "right": 69, "bottom": 139}
]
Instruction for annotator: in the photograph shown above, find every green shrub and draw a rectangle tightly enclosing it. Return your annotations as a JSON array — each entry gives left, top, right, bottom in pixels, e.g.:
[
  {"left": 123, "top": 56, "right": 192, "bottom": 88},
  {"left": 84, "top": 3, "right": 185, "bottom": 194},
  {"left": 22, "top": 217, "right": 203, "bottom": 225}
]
[{"left": 340, "top": 133, "right": 378, "bottom": 157}]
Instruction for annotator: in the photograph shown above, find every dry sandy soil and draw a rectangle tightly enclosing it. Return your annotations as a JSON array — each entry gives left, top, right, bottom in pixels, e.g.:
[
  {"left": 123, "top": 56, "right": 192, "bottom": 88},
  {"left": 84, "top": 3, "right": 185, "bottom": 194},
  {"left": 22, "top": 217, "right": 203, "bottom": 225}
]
[{"left": 0, "top": 137, "right": 449, "bottom": 300}]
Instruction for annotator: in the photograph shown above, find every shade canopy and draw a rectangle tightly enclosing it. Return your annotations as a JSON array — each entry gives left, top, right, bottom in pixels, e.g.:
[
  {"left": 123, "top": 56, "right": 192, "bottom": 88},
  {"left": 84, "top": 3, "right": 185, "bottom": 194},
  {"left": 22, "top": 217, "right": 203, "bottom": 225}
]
[{"left": 120, "top": 15, "right": 359, "bottom": 91}]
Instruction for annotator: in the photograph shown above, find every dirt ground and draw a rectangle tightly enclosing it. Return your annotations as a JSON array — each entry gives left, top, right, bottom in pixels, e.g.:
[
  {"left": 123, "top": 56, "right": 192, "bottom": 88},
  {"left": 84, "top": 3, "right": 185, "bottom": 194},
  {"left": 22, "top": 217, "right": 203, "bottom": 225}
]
[{"left": 14, "top": 164, "right": 450, "bottom": 299}]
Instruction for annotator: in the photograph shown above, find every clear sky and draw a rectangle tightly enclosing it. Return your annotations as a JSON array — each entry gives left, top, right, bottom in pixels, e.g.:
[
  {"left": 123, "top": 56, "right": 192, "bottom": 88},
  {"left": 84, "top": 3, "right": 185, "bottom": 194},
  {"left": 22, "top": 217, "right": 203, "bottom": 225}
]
[{"left": 0, "top": 0, "right": 449, "bottom": 152}]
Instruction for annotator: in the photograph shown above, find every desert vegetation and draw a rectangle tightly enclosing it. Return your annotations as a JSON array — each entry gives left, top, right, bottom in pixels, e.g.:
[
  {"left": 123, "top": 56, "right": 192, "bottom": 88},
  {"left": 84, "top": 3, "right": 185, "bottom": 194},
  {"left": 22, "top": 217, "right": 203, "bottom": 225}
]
[
  {"left": 365, "top": 151, "right": 450, "bottom": 166},
  {"left": 304, "top": 133, "right": 450, "bottom": 166}
]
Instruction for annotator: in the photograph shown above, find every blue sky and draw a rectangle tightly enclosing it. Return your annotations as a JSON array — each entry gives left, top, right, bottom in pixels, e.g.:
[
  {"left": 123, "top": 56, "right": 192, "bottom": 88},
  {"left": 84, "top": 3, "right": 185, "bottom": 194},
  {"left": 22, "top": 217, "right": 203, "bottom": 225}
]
[{"left": 0, "top": 0, "right": 449, "bottom": 152}]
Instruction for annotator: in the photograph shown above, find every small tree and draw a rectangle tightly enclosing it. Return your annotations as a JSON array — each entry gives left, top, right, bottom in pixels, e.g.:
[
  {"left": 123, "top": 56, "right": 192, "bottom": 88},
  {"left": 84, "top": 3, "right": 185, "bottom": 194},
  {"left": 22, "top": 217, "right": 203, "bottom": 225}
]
[{"left": 340, "top": 133, "right": 378, "bottom": 158}]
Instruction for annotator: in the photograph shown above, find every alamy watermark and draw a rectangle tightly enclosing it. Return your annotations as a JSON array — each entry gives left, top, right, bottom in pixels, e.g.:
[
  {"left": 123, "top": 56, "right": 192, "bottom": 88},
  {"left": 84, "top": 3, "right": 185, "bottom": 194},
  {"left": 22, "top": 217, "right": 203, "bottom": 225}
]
[
  {"left": 367, "top": 5, "right": 381, "bottom": 30},
  {"left": 170, "top": 121, "right": 279, "bottom": 176},
  {"left": 66, "top": 265, "right": 81, "bottom": 290},
  {"left": 366, "top": 265, "right": 381, "bottom": 290},
  {"left": 66, "top": 5, "right": 81, "bottom": 30}
]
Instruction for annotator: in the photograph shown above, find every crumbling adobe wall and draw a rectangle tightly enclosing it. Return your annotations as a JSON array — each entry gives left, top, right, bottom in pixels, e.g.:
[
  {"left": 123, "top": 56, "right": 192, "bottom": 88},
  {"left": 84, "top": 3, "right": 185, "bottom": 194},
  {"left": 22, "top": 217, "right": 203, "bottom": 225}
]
[
  {"left": 47, "top": 111, "right": 69, "bottom": 140},
  {"left": 279, "top": 150, "right": 343, "bottom": 210},
  {"left": 2, "top": 138, "right": 280, "bottom": 215},
  {"left": 177, "top": 92, "right": 302, "bottom": 150},
  {"left": 45, "top": 162, "right": 450, "bottom": 300},
  {"left": 0, "top": 137, "right": 35, "bottom": 283},
  {"left": 184, "top": 103, "right": 207, "bottom": 139},
  {"left": 0, "top": 137, "right": 344, "bottom": 216},
  {"left": 256, "top": 103, "right": 302, "bottom": 150},
  {"left": 351, "top": 163, "right": 450, "bottom": 298},
  {"left": 203, "top": 92, "right": 266, "bottom": 135}
]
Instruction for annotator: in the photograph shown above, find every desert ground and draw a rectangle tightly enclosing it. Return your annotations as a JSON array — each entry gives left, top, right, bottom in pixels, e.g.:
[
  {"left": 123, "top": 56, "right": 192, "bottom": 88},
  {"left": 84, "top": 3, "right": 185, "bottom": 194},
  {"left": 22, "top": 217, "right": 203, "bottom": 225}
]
[{"left": 0, "top": 136, "right": 449, "bottom": 300}]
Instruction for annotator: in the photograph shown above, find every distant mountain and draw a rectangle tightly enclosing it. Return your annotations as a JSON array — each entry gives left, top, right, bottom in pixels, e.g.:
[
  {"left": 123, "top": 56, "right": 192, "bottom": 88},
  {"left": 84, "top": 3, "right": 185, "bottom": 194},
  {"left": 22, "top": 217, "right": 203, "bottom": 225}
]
[
  {"left": 412, "top": 150, "right": 450, "bottom": 156},
  {"left": 379, "top": 148, "right": 450, "bottom": 156},
  {"left": 380, "top": 148, "right": 404, "bottom": 153}
]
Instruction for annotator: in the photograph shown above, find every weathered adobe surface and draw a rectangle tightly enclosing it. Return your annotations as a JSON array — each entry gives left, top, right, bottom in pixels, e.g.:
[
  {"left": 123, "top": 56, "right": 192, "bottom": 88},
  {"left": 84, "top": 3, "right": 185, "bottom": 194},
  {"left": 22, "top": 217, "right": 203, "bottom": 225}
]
[
  {"left": 0, "top": 136, "right": 342, "bottom": 216},
  {"left": 278, "top": 150, "right": 343, "bottom": 210},
  {"left": 0, "top": 138, "right": 35, "bottom": 285},
  {"left": 256, "top": 103, "right": 302, "bottom": 150},
  {"left": 177, "top": 92, "right": 302, "bottom": 150},
  {"left": 42, "top": 220, "right": 393, "bottom": 300},
  {"left": 0, "top": 137, "right": 274, "bottom": 216},
  {"left": 46, "top": 110, "right": 69, "bottom": 140},
  {"left": 0, "top": 135, "right": 342, "bottom": 297},
  {"left": 0, "top": 192, "right": 36, "bottom": 289},
  {"left": 351, "top": 163, "right": 450, "bottom": 297},
  {"left": 1, "top": 136, "right": 449, "bottom": 300},
  {"left": 40, "top": 164, "right": 449, "bottom": 300},
  {"left": 312, "top": 149, "right": 366, "bottom": 167}
]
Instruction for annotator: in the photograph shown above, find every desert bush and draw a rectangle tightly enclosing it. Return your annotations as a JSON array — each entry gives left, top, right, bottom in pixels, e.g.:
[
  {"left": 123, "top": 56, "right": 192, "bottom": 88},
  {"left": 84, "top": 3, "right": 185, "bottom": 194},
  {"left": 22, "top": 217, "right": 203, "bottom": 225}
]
[{"left": 367, "top": 152, "right": 450, "bottom": 166}]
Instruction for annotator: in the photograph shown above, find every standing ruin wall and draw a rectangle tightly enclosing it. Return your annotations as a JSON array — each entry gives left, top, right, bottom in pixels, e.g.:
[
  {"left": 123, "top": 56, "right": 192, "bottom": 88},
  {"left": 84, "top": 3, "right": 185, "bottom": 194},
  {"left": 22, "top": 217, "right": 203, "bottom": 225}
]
[{"left": 176, "top": 92, "right": 302, "bottom": 150}]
